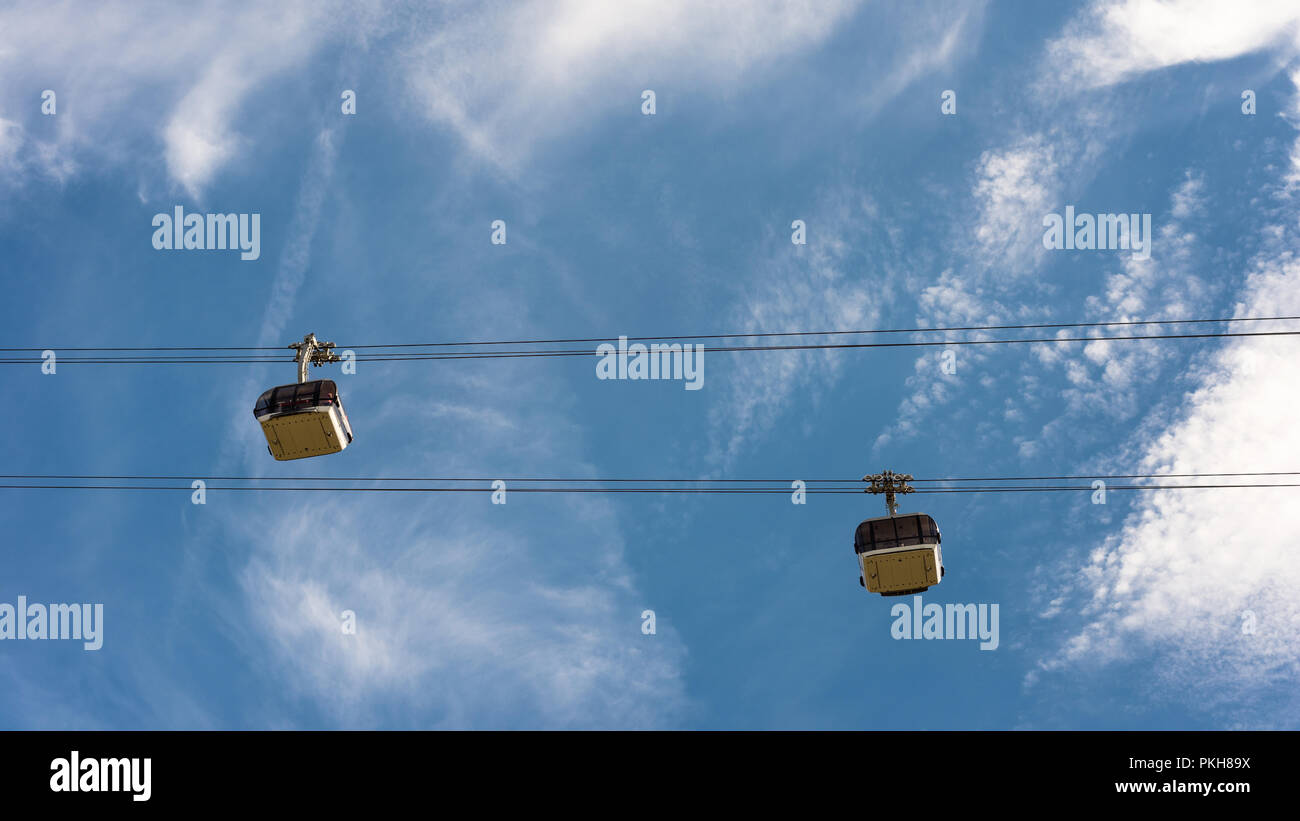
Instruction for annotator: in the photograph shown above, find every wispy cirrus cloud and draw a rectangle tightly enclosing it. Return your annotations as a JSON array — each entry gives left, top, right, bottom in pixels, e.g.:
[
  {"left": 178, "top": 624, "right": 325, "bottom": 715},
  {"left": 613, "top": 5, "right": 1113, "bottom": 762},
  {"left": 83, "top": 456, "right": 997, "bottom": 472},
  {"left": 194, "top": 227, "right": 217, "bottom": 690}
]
[
  {"left": 1034, "top": 170, "right": 1216, "bottom": 422},
  {"left": 404, "top": 0, "right": 864, "bottom": 173},
  {"left": 235, "top": 492, "right": 687, "bottom": 728},
  {"left": 707, "top": 189, "right": 897, "bottom": 468},
  {"left": 0, "top": 0, "right": 373, "bottom": 197},
  {"left": 224, "top": 353, "right": 690, "bottom": 728}
]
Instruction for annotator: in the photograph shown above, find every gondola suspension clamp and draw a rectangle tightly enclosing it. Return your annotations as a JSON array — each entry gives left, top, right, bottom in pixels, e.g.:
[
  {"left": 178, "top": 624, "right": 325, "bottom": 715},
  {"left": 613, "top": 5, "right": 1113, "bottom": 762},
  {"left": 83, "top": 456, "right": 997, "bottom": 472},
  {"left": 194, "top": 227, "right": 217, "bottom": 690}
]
[
  {"left": 863, "top": 469, "right": 913, "bottom": 516},
  {"left": 289, "top": 332, "right": 340, "bottom": 384}
]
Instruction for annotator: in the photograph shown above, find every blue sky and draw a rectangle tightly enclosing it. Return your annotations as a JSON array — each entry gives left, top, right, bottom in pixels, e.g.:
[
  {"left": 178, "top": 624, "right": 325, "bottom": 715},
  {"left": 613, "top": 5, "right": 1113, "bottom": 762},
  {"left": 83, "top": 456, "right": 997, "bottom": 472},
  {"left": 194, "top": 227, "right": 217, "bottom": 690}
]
[{"left": 2, "top": 0, "right": 1299, "bottom": 729}]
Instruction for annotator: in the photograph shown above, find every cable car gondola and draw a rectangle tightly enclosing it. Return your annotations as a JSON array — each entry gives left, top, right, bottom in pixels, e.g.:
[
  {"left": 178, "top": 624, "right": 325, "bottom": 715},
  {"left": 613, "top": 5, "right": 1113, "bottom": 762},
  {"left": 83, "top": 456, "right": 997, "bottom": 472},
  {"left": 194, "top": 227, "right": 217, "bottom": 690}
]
[
  {"left": 254, "top": 333, "right": 353, "bottom": 461},
  {"left": 855, "top": 512, "right": 943, "bottom": 596},
  {"left": 255, "top": 379, "right": 353, "bottom": 460},
  {"left": 855, "top": 471, "right": 944, "bottom": 596}
]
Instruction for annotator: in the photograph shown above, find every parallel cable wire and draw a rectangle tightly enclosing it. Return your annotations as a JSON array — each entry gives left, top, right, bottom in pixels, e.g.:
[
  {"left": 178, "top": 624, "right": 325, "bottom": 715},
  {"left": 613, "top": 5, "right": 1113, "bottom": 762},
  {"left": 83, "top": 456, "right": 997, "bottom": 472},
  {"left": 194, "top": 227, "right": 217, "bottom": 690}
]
[
  {"left": 1, "top": 470, "right": 1298, "bottom": 494},
  {"left": 0, "top": 484, "right": 1297, "bottom": 493},
  {"left": 339, "top": 314, "right": 1300, "bottom": 349},
  {"left": 2, "top": 315, "right": 1298, "bottom": 362},
  {"left": 3, "top": 328, "right": 1300, "bottom": 364},
  {"left": 2, "top": 471, "right": 1299, "bottom": 483}
]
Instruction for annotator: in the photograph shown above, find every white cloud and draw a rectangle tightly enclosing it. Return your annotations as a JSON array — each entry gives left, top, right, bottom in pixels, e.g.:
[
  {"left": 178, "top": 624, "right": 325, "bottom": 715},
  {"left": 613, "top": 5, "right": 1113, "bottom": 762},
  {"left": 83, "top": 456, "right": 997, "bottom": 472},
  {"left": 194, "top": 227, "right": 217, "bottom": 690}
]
[
  {"left": 1033, "top": 88, "right": 1300, "bottom": 723},
  {"left": 971, "top": 135, "right": 1059, "bottom": 273},
  {"left": 1046, "top": 0, "right": 1300, "bottom": 90},
  {"left": 1169, "top": 170, "right": 1205, "bottom": 220},
  {"left": 0, "top": 117, "right": 19, "bottom": 170},
  {"left": 870, "top": 135, "right": 1068, "bottom": 450},
  {"left": 0, "top": 1, "right": 360, "bottom": 196},
  {"left": 708, "top": 189, "right": 884, "bottom": 467},
  {"left": 404, "top": 0, "right": 862, "bottom": 172},
  {"left": 1034, "top": 261, "right": 1300, "bottom": 720},
  {"left": 883, "top": 145, "right": 1211, "bottom": 449},
  {"left": 917, "top": 269, "right": 1002, "bottom": 327},
  {"left": 847, "top": 1, "right": 987, "bottom": 117},
  {"left": 0, "top": 115, "right": 18, "bottom": 150},
  {"left": 235, "top": 497, "right": 686, "bottom": 728},
  {"left": 876, "top": 0, "right": 1300, "bottom": 463},
  {"left": 1050, "top": 170, "right": 1214, "bottom": 420}
]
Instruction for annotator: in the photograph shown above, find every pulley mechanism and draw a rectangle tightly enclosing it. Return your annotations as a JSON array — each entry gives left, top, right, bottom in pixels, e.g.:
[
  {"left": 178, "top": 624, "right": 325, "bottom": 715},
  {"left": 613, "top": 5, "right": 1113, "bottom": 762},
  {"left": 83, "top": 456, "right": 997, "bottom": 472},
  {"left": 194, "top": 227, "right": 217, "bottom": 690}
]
[
  {"left": 289, "top": 332, "right": 341, "bottom": 385},
  {"left": 863, "top": 469, "right": 913, "bottom": 516}
]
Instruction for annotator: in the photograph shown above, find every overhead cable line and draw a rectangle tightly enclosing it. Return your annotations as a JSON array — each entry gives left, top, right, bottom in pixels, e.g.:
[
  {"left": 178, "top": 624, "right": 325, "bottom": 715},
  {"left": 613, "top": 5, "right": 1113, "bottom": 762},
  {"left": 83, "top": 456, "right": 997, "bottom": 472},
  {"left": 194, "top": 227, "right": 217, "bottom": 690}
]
[
  {"left": 1, "top": 482, "right": 1297, "bottom": 494},
  {"left": 2, "top": 314, "right": 1297, "bottom": 355},
  {"left": 2, "top": 471, "right": 1298, "bottom": 483},
  {"left": 3, "top": 328, "right": 1300, "bottom": 365},
  {"left": 338, "top": 314, "right": 1300, "bottom": 349}
]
